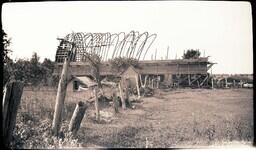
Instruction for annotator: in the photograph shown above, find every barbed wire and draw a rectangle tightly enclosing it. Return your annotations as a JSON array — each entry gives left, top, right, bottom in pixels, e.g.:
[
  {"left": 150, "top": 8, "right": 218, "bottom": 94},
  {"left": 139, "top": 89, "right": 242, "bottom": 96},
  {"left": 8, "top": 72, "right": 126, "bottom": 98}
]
[{"left": 56, "top": 31, "right": 157, "bottom": 62}]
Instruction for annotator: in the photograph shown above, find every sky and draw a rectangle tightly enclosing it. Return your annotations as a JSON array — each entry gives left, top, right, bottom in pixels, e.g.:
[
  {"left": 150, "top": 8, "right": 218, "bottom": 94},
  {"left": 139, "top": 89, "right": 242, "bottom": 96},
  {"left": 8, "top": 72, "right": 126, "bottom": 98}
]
[{"left": 2, "top": 1, "right": 253, "bottom": 74}]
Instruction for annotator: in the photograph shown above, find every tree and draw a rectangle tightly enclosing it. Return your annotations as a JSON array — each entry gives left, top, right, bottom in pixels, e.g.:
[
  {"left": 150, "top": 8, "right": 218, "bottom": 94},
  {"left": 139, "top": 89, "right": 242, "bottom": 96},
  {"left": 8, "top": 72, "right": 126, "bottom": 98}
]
[
  {"left": 110, "top": 57, "right": 139, "bottom": 72},
  {"left": 2, "top": 30, "right": 12, "bottom": 65},
  {"left": 182, "top": 49, "right": 201, "bottom": 59},
  {"left": 2, "top": 30, "right": 13, "bottom": 85},
  {"left": 82, "top": 53, "right": 102, "bottom": 88},
  {"left": 42, "top": 58, "right": 55, "bottom": 86}
]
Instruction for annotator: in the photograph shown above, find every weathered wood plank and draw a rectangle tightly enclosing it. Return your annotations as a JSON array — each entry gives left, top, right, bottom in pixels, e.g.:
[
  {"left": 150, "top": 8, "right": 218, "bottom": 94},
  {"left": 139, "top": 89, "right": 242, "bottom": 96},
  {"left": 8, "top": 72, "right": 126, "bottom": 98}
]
[
  {"left": 69, "top": 101, "right": 87, "bottom": 136},
  {"left": 52, "top": 57, "right": 70, "bottom": 136},
  {"left": 2, "top": 81, "right": 24, "bottom": 146}
]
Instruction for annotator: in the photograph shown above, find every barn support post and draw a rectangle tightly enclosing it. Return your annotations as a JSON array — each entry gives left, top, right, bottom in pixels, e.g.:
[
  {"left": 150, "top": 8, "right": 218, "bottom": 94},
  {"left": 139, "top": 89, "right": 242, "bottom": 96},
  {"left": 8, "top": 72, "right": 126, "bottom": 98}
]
[
  {"left": 225, "top": 78, "right": 228, "bottom": 88},
  {"left": 118, "top": 82, "right": 126, "bottom": 109},
  {"left": 178, "top": 75, "right": 180, "bottom": 88},
  {"left": 156, "top": 76, "right": 159, "bottom": 89},
  {"left": 233, "top": 80, "right": 236, "bottom": 88},
  {"left": 139, "top": 74, "right": 143, "bottom": 88},
  {"left": 69, "top": 101, "right": 87, "bottom": 136},
  {"left": 211, "top": 77, "right": 214, "bottom": 89},
  {"left": 200, "top": 75, "right": 209, "bottom": 86},
  {"left": 52, "top": 57, "right": 70, "bottom": 136},
  {"left": 135, "top": 75, "right": 141, "bottom": 98},
  {"left": 197, "top": 80, "right": 200, "bottom": 88},
  {"left": 188, "top": 74, "right": 191, "bottom": 86},
  {"left": 2, "top": 81, "right": 24, "bottom": 147},
  {"left": 143, "top": 75, "right": 148, "bottom": 87},
  {"left": 94, "top": 87, "right": 100, "bottom": 121}
]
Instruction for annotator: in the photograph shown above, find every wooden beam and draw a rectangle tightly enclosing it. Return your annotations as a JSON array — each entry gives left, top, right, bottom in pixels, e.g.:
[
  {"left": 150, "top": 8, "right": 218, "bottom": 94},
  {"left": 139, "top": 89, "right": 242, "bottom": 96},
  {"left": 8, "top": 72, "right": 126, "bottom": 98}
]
[{"left": 200, "top": 75, "right": 209, "bottom": 86}]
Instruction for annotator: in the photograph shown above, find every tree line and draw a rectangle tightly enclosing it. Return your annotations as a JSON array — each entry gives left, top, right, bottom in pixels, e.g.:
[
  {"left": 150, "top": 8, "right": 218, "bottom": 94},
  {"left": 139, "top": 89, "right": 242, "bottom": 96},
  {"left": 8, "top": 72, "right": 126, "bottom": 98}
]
[{"left": 3, "top": 30, "right": 58, "bottom": 87}]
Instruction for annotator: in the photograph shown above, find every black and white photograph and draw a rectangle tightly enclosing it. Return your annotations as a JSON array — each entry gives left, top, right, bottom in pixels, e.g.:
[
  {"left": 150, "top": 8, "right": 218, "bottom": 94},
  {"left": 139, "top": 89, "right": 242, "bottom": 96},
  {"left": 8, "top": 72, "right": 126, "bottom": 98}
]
[{"left": 2, "top": 1, "right": 254, "bottom": 149}]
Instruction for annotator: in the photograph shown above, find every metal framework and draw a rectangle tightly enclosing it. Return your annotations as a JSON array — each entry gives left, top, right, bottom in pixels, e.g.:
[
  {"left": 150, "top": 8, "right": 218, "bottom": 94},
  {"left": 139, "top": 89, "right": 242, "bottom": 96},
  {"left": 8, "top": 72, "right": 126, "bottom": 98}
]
[{"left": 55, "top": 31, "right": 157, "bottom": 62}]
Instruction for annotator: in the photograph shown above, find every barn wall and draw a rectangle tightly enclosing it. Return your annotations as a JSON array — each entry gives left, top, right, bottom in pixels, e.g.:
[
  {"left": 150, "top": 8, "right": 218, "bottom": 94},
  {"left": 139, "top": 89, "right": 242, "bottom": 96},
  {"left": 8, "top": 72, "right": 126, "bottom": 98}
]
[{"left": 54, "top": 59, "right": 210, "bottom": 76}]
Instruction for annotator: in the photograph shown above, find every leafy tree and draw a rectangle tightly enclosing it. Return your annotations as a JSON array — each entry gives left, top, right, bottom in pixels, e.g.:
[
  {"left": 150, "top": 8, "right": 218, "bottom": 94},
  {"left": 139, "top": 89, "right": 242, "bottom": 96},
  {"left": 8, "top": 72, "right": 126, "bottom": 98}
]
[
  {"left": 2, "top": 30, "right": 12, "bottom": 65},
  {"left": 82, "top": 52, "right": 102, "bottom": 88},
  {"left": 182, "top": 49, "right": 201, "bottom": 59},
  {"left": 42, "top": 58, "right": 55, "bottom": 86},
  {"left": 2, "top": 30, "right": 13, "bottom": 85},
  {"left": 109, "top": 57, "right": 139, "bottom": 72}
]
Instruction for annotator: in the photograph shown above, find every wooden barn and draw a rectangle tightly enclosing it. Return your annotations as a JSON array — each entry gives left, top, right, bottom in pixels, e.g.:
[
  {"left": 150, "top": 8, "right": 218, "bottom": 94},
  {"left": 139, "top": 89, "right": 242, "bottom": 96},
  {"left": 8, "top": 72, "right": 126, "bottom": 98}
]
[{"left": 54, "top": 57, "right": 215, "bottom": 88}]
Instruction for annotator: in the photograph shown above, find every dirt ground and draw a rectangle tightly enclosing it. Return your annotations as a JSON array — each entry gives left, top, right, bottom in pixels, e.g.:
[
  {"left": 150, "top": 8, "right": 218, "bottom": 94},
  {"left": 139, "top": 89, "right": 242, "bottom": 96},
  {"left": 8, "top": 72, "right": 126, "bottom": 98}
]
[
  {"left": 15, "top": 88, "right": 253, "bottom": 148},
  {"left": 77, "top": 88, "right": 254, "bottom": 148}
]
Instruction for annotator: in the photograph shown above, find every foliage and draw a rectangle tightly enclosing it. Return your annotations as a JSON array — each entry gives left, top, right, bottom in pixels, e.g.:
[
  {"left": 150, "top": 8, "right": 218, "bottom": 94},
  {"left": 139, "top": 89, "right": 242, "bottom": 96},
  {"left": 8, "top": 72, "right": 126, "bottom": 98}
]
[
  {"left": 2, "top": 29, "right": 12, "bottom": 65},
  {"left": 182, "top": 49, "right": 201, "bottom": 59},
  {"left": 2, "top": 30, "right": 14, "bottom": 85},
  {"left": 4, "top": 53, "right": 56, "bottom": 86},
  {"left": 109, "top": 57, "right": 139, "bottom": 72},
  {"left": 82, "top": 52, "right": 102, "bottom": 87}
]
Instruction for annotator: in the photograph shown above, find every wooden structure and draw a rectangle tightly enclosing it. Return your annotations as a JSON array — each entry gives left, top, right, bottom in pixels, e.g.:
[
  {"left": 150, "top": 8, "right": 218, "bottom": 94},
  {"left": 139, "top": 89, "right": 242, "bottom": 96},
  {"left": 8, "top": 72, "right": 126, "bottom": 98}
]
[
  {"left": 2, "top": 81, "right": 24, "bottom": 146},
  {"left": 54, "top": 57, "right": 215, "bottom": 88}
]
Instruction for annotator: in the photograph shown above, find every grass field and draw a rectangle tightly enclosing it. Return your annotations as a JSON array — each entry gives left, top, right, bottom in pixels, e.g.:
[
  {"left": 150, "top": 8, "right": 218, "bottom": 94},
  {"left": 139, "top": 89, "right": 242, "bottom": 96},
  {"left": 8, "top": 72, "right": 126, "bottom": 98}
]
[{"left": 13, "top": 88, "right": 253, "bottom": 148}]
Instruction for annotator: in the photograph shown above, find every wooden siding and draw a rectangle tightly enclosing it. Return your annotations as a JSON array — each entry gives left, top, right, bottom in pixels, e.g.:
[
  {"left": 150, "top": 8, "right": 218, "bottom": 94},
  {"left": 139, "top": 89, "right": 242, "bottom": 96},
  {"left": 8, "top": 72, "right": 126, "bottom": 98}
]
[{"left": 53, "top": 58, "right": 210, "bottom": 76}]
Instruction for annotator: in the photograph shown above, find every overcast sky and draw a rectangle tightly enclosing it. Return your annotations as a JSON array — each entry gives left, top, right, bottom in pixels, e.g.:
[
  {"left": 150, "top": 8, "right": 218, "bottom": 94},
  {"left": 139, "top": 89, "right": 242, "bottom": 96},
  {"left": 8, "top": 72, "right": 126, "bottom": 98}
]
[{"left": 2, "top": 1, "right": 253, "bottom": 74}]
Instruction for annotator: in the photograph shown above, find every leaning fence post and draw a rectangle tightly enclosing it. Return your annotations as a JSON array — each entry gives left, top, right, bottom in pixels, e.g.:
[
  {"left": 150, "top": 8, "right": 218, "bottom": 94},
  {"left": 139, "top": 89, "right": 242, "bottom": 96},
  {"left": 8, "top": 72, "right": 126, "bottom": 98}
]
[
  {"left": 69, "top": 101, "right": 87, "bottom": 136},
  {"left": 52, "top": 57, "right": 70, "bottom": 136},
  {"left": 2, "top": 81, "right": 24, "bottom": 147}
]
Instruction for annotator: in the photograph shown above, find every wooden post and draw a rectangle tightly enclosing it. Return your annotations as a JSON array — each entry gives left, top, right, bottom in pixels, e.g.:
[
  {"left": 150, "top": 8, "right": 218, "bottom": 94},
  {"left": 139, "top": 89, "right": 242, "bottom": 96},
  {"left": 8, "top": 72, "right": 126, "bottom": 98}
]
[
  {"left": 233, "top": 80, "right": 235, "bottom": 88},
  {"left": 139, "top": 74, "right": 143, "bottom": 88},
  {"left": 113, "top": 91, "right": 119, "bottom": 114},
  {"left": 118, "top": 82, "right": 126, "bottom": 109},
  {"left": 188, "top": 74, "right": 191, "bottom": 86},
  {"left": 135, "top": 75, "right": 141, "bottom": 98},
  {"left": 124, "top": 80, "right": 131, "bottom": 107},
  {"left": 144, "top": 75, "right": 148, "bottom": 87},
  {"left": 211, "top": 78, "right": 214, "bottom": 89},
  {"left": 94, "top": 87, "right": 100, "bottom": 121},
  {"left": 2, "top": 81, "right": 24, "bottom": 146},
  {"left": 52, "top": 57, "right": 70, "bottom": 136},
  {"left": 69, "top": 101, "right": 87, "bottom": 136},
  {"left": 225, "top": 78, "right": 228, "bottom": 88}
]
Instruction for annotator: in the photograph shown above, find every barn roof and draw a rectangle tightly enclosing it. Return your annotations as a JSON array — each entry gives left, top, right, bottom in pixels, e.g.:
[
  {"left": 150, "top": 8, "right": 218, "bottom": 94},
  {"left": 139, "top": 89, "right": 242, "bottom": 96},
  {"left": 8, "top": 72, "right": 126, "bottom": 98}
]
[
  {"left": 120, "top": 65, "right": 141, "bottom": 76},
  {"left": 74, "top": 76, "right": 97, "bottom": 87}
]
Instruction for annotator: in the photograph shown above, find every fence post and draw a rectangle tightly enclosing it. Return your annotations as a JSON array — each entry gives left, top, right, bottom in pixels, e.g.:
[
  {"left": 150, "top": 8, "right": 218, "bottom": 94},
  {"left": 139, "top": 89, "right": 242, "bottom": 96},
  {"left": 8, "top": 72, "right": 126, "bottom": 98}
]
[
  {"left": 211, "top": 78, "right": 214, "bottom": 89},
  {"left": 118, "top": 82, "right": 126, "bottom": 109},
  {"left": 52, "top": 57, "right": 70, "bottom": 136},
  {"left": 135, "top": 75, "right": 141, "bottom": 98},
  {"left": 112, "top": 90, "right": 119, "bottom": 114},
  {"left": 69, "top": 101, "right": 87, "bottom": 136},
  {"left": 124, "top": 80, "right": 131, "bottom": 107},
  {"left": 94, "top": 87, "right": 100, "bottom": 121},
  {"left": 2, "top": 81, "right": 24, "bottom": 147}
]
